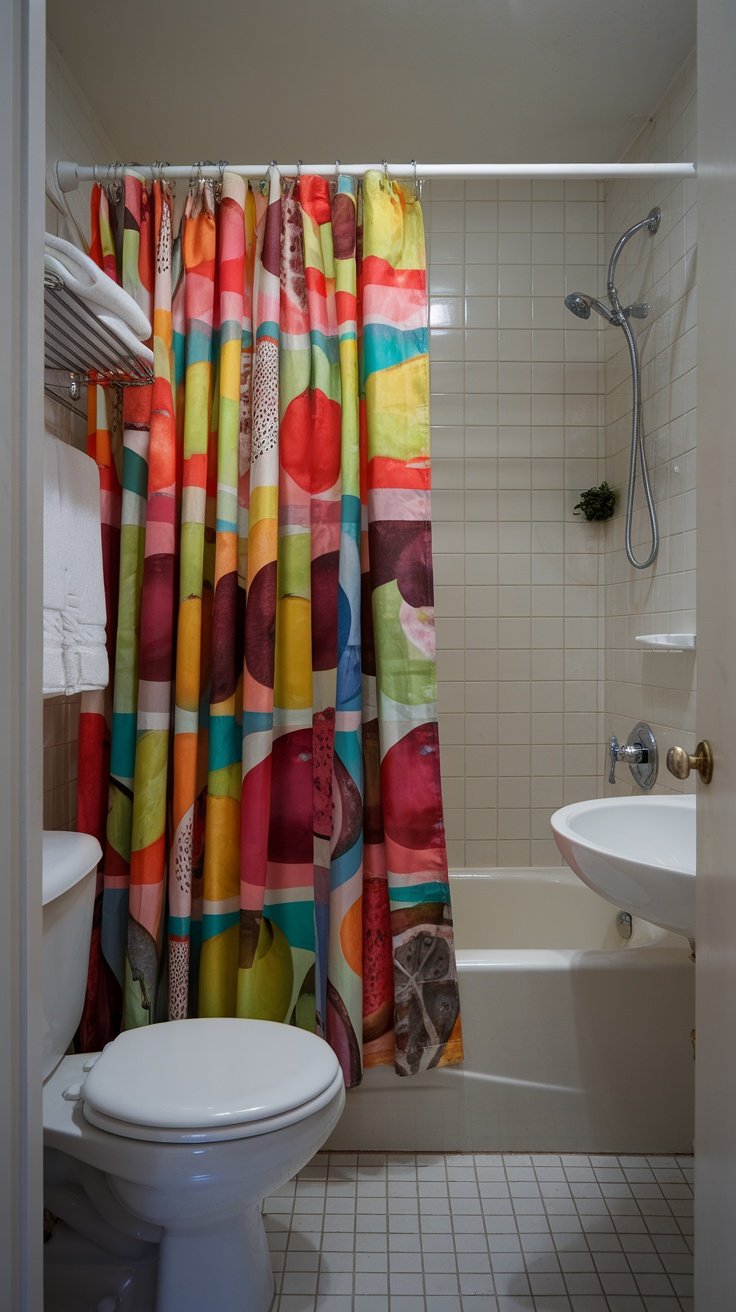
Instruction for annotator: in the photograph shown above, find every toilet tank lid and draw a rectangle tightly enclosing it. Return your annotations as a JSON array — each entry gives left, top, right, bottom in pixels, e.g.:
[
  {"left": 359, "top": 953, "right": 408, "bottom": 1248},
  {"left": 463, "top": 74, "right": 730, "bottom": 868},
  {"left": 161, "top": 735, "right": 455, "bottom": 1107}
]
[{"left": 42, "top": 831, "right": 102, "bottom": 906}]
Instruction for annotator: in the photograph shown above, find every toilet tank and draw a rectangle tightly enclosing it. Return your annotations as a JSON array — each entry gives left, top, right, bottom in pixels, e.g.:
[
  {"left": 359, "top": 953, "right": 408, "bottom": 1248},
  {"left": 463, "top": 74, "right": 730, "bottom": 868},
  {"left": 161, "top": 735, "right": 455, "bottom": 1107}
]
[{"left": 42, "top": 831, "right": 102, "bottom": 1081}]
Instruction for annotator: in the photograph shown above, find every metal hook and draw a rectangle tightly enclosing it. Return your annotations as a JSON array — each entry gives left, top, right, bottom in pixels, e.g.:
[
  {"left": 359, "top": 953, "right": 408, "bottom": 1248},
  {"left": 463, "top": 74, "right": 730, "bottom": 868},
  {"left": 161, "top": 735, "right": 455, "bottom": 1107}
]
[
  {"left": 410, "top": 159, "right": 422, "bottom": 200},
  {"left": 215, "top": 159, "right": 228, "bottom": 203},
  {"left": 335, "top": 159, "right": 341, "bottom": 178},
  {"left": 189, "top": 160, "right": 206, "bottom": 194},
  {"left": 107, "top": 161, "right": 123, "bottom": 202},
  {"left": 262, "top": 160, "right": 279, "bottom": 194},
  {"left": 296, "top": 159, "right": 303, "bottom": 181}
]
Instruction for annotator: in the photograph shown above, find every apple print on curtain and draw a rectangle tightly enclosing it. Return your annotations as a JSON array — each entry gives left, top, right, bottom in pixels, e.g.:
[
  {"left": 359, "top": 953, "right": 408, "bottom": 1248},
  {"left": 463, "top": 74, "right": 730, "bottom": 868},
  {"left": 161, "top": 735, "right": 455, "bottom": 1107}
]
[{"left": 77, "top": 167, "right": 463, "bottom": 1085}]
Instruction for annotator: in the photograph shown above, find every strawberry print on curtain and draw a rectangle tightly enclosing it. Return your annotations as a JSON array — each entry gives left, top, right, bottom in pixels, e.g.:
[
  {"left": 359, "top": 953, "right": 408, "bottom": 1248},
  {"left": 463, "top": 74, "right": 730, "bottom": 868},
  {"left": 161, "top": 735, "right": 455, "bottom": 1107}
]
[{"left": 78, "top": 168, "right": 463, "bottom": 1084}]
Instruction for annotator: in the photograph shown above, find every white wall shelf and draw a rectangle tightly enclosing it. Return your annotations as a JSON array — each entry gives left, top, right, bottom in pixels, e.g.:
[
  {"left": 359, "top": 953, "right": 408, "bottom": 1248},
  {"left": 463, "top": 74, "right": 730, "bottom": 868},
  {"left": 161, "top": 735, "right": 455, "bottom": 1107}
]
[{"left": 635, "top": 634, "right": 696, "bottom": 652}]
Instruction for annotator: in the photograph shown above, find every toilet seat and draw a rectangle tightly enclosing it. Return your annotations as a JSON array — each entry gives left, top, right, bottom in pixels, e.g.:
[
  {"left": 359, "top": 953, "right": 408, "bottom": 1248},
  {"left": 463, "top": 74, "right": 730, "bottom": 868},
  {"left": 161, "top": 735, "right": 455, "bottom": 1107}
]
[{"left": 81, "top": 1017, "right": 343, "bottom": 1144}]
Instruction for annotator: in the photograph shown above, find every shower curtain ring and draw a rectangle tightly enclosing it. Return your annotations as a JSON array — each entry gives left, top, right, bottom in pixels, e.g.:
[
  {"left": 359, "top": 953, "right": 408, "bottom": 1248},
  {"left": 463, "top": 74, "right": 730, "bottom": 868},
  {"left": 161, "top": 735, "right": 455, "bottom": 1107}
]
[
  {"left": 411, "top": 159, "right": 421, "bottom": 200},
  {"left": 296, "top": 159, "right": 303, "bottom": 182},
  {"left": 215, "top": 159, "right": 228, "bottom": 202},
  {"left": 189, "top": 160, "right": 205, "bottom": 194},
  {"left": 335, "top": 159, "right": 341, "bottom": 177}
]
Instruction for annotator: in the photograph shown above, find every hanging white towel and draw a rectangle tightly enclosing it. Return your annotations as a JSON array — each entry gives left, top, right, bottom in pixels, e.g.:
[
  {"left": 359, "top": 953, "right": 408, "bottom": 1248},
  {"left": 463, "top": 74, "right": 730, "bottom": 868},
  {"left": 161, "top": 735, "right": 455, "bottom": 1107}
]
[
  {"left": 43, "top": 435, "right": 109, "bottom": 697},
  {"left": 43, "top": 437, "right": 66, "bottom": 695},
  {"left": 44, "top": 231, "right": 152, "bottom": 341}
]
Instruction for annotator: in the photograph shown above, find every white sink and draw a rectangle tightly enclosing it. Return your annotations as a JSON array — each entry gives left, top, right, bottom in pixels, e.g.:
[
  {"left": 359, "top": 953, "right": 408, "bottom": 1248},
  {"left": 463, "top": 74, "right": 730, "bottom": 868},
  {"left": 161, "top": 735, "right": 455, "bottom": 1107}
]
[{"left": 550, "top": 794, "right": 695, "bottom": 939}]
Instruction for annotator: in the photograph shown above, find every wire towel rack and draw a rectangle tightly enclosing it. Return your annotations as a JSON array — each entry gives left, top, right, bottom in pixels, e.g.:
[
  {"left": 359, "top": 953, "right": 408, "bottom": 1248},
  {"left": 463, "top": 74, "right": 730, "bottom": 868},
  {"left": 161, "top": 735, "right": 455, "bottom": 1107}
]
[{"left": 44, "top": 271, "right": 153, "bottom": 414}]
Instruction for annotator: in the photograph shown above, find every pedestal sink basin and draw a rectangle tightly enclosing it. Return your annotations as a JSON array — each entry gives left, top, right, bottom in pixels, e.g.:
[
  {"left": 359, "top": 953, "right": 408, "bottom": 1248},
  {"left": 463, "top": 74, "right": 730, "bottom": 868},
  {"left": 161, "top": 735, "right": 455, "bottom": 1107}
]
[{"left": 550, "top": 794, "right": 695, "bottom": 939}]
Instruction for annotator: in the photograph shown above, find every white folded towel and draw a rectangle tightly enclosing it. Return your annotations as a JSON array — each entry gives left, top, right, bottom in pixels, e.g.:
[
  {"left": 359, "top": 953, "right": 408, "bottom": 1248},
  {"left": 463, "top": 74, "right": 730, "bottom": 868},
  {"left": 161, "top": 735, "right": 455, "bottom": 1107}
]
[
  {"left": 43, "top": 437, "right": 66, "bottom": 696},
  {"left": 44, "top": 232, "right": 152, "bottom": 341},
  {"left": 43, "top": 435, "right": 109, "bottom": 697}
]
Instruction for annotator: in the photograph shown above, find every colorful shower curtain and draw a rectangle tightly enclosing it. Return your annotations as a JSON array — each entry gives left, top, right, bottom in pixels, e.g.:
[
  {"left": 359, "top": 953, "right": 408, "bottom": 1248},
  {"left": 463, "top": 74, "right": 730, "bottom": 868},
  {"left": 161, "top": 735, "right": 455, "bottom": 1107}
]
[{"left": 77, "top": 167, "right": 463, "bottom": 1085}]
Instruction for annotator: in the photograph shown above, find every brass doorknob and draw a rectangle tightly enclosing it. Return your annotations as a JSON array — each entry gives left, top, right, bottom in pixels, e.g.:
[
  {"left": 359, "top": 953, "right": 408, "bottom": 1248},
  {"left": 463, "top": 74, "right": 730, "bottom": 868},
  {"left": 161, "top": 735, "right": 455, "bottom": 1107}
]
[{"left": 666, "top": 740, "right": 714, "bottom": 785}]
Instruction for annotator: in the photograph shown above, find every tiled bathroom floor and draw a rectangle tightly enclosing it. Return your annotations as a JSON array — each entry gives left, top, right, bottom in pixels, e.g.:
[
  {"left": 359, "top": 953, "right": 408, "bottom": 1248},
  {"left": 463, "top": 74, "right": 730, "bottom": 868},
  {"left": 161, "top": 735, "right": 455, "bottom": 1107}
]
[{"left": 265, "top": 1152, "right": 694, "bottom": 1312}]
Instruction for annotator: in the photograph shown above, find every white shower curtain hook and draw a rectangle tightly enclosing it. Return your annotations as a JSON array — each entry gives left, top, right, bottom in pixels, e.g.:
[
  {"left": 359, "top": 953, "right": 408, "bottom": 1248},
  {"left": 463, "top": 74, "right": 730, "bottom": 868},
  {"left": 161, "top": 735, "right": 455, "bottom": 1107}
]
[
  {"left": 335, "top": 159, "right": 341, "bottom": 178},
  {"left": 296, "top": 159, "right": 303, "bottom": 182}
]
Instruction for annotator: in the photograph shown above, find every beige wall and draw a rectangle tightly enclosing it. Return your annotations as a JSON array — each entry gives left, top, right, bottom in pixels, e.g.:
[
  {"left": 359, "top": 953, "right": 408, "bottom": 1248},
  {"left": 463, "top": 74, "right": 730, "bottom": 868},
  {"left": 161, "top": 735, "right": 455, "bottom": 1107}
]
[
  {"left": 602, "top": 51, "right": 697, "bottom": 797},
  {"left": 43, "top": 37, "right": 118, "bottom": 832}
]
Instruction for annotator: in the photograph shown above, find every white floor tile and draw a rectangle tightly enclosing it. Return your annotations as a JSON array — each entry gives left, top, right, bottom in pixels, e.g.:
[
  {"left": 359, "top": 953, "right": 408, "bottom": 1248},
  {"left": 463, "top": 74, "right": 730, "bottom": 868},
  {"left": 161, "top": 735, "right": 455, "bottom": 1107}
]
[{"left": 265, "top": 1151, "right": 694, "bottom": 1312}]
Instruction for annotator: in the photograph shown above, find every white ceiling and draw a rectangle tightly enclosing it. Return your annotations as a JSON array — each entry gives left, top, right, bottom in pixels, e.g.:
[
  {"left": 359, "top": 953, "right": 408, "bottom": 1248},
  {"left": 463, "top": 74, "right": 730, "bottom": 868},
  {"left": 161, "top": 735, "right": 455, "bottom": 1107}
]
[{"left": 47, "top": 0, "right": 696, "bottom": 165}]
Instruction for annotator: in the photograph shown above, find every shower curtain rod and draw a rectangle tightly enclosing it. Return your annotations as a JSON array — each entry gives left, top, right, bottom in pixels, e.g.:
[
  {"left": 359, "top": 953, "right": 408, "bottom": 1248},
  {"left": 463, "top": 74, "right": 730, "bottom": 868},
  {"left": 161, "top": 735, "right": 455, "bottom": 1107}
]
[{"left": 56, "top": 159, "right": 696, "bottom": 192}]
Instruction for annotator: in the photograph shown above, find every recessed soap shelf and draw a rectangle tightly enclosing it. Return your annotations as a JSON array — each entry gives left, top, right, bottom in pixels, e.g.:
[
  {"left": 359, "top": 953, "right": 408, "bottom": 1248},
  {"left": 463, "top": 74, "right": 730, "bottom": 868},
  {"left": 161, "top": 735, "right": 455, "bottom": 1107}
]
[{"left": 635, "top": 633, "right": 696, "bottom": 652}]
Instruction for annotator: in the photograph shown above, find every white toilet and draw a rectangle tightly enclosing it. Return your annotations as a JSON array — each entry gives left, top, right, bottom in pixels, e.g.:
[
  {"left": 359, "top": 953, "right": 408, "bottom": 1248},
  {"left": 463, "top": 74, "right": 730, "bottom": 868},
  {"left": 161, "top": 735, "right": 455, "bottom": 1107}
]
[{"left": 42, "top": 832, "right": 345, "bottom": 1312}]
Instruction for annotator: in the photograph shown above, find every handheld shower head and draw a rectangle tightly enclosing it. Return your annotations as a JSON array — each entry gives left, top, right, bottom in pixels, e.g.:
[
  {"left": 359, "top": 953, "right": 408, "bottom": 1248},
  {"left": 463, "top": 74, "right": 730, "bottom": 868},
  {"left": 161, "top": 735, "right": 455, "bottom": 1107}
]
[
  {"left": 563, "top": 208, "right": 662, "bottom": 572},
  {"left": 564, "top": 292, "right": 615, "bottom": 324}
]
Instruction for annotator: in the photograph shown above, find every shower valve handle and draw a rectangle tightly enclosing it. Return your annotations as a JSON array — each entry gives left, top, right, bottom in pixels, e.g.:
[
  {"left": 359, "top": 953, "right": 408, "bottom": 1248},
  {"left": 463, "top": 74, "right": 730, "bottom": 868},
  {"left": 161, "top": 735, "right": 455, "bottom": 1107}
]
[
  {"left": 608, "top": 723, "right": 658, "bottom": 789},
  {"left": 608, "top": 735, "right": 646, "bottom": 784}
]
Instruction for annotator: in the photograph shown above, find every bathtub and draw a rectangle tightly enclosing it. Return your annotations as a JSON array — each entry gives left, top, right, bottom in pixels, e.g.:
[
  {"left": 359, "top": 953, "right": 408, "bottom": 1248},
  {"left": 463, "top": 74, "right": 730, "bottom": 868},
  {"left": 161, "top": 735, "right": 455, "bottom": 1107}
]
[{"left": 328, "top": 867, "right": 695, "bottom": 1153}]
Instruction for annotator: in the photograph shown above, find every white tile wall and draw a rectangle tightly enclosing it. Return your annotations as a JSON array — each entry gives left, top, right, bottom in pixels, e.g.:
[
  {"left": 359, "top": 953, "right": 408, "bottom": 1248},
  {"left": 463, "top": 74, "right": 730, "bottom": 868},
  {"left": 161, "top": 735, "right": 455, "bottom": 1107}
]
[
  {"left": 426, "top": 180, "right": 606, "bottom": 868},
  {"left": 428, "top": 52, "right": 697, "bottom": 856},
  {"left": 602, "top": 52, "right": 697, "bottom": 798},
  {"left": 43, "top": 37, "right": 120, "bottom": 831}
]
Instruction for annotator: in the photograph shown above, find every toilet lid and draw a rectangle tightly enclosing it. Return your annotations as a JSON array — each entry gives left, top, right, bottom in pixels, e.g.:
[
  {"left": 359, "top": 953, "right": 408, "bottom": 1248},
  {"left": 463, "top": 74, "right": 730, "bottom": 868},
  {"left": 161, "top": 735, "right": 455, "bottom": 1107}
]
[{"left": 81, "top": 1018, "right": 342, "bottom": 1142}]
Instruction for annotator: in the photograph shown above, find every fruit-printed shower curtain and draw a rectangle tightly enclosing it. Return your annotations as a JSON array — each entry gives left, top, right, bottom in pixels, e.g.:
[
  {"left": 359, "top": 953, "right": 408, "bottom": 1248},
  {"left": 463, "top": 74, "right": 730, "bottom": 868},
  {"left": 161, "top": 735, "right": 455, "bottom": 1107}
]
[{"left": 77, "top": 167, "right": 463, "bottom": 1084}]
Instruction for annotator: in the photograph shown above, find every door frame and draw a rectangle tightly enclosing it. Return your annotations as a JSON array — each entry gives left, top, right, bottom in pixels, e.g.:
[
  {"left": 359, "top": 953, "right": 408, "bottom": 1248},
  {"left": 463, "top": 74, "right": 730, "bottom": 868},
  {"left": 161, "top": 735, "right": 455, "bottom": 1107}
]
[
  {"left": 0, "top": 0, "right": 45, "bottom": 1308},
  {"left": 694, "top": 0, "right": 736, "bottom": 1304}
]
